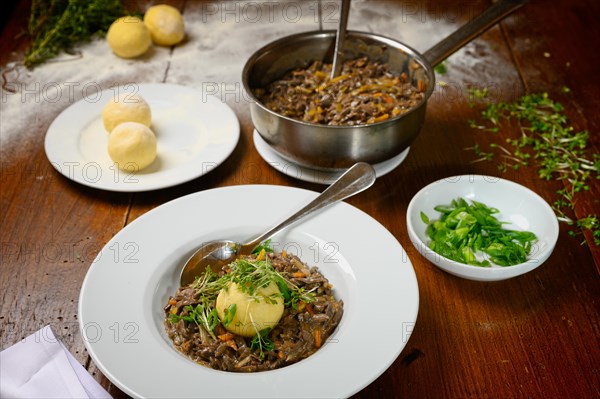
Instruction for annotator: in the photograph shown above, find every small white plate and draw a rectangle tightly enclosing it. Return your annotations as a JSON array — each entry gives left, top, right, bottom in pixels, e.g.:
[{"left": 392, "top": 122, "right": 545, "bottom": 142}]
[
  {"left": 79, "top": 185, "right": 419, "bottom": 398},
  {"left": 406, "top": 175, "right": 559, "bottom": 281},
  {"left": 45, "top": 83, "right": 239, "bottom": 192},
  {"left": 253, "top": 130, "right": 410, "bottom": 185}
]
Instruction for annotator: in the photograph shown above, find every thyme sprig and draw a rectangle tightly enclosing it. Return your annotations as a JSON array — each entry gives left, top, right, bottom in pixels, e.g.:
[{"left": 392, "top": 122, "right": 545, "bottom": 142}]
[
  {"left": 466, "top": 88, "right": 599, "bottom": 245},
  {"left": 24, "top": 0, "right": 125, "bottom": 68}
]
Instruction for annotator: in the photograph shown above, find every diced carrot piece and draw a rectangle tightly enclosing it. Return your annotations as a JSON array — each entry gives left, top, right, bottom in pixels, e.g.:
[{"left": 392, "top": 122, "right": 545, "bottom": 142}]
[
  {"left": 218, "top": 332, "right": 236, "bottom": 341},
  {"left": 282, "top": 250, "right": 287, "bottom": 258},
  {"left": 168, "top": 299, "right": 177, "bottom": 305},
  {"left": 314, "top": 329, "right": 322, "bottom": 348},
  {"left": 417, "top": 79, "right": 424, "bottom": 92},
  {"left": 306, "top": 304, "right": 314, "bottom": 315},
  {"left": 292, "top": 271, "right": 306, "bottom": 278},
  {"left": 373, "top": 114, "right": 389, "bottom": 123},
  {"left": 255, "top": 249, "right": 266, "bottom": 261}
]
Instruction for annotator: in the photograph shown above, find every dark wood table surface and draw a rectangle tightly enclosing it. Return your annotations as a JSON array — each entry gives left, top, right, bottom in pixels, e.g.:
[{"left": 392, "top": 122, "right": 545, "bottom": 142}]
[{"left": 1, "top": 0, "right": 598, "bottom": 398}]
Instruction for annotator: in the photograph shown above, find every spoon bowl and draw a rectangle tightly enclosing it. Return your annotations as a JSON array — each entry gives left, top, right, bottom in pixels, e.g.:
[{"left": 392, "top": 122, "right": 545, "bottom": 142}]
[{"left": 179, "top": 162, "right": 376, "bottom": 285}]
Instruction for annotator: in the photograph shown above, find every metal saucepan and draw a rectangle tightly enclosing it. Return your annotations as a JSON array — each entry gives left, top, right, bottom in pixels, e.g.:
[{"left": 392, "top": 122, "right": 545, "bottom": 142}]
[{"left": 242, "top": 0, "right": 528, "bottom": 170}]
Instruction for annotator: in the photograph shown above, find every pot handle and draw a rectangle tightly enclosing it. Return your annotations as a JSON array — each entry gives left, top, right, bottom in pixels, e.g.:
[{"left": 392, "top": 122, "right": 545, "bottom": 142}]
[{"left": 423, "top": 0, "right": 528, "bottom": 67}]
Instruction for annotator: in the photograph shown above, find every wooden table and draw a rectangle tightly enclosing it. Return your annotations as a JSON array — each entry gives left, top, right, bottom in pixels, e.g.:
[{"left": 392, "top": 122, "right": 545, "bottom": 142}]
[{"left": 1, "top": 1, "right": 598, "bottom": 398}]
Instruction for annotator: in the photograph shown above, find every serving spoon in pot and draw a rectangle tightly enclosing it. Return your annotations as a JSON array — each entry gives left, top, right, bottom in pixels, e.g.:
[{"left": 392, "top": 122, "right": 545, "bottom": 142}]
[
  {"left": 179, "top": 162, "right": 376, "bottom": 285},
  {"left": 331, "top": 0, "right": 351, "bottom": 78}
]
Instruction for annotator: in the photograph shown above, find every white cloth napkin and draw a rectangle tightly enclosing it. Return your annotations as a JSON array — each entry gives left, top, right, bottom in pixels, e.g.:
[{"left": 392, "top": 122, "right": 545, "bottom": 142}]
[{"left": 0, "top": 325, "right": 112, "bottom": 399}]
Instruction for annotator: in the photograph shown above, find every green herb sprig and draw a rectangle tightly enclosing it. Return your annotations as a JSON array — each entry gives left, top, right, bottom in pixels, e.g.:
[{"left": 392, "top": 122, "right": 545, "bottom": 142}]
[
  {"left": 220, "top": 249, "right": 316, "bottom": 306},
  {"left": 190, "top": 266, "right": 226, "bottom": 300},
  {"left": 169, "top": 300, "right": 220, "bottom": 339},
  {"left": 222, "top": 304, "right": 237, "bottom": 327},
  {"left": 250, "top": 328, "right": 275, "bottom": 360},
  {"left": 434, "top": 62, "right": 448, "bottom": 75},
  {"left": 24, "top": 0, "right": 125, "bottom": 68},
  {"left": 421, "top": 198, "right": 537, "bottom": 267},
  {"left": 252, "top": 239, "right": 275, "bottom": 254},
  {"left": 222, "top": 258, "right": 284, "bottom": 302},
  {"left": 466, "top": 88, "right": 600, "bottom": 245}
]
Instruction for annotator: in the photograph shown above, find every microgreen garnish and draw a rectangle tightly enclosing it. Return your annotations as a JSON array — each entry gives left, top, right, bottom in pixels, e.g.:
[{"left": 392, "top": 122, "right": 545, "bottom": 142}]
[
  {"left": 273, "top": 275, "right": 315, "bottom": 308},
  {"left": 219, "top": 256, "right": 316, "bottom": 306},
  {"left": 190, "top": 266, "right": 226, "bottom": 299},
  {"left": 169, "top": 300, "right": 220, "bottom": 339},
  {"left": 466, "top": 88, "right": 599, "bottom": 245},
  {"left": 434, "top": 62, "right": 447, "bottom": 75},
  {"left": 250, "top": 328, "right": 275, "bottom": 360},
  {"left": 222, "top": 258, "right": 283, "bottom": 299},
  {"left": 222, "top": 304, "right": 236, "bottom": 327},
  {"left": 422, "top": 198, "right": 537, "bottom": 266},
  {"left": 289, "top": 287, "right": 317, "bottom": 309},
  {"left": 252, "top": 239, "right": 274, "bottom": 254}
]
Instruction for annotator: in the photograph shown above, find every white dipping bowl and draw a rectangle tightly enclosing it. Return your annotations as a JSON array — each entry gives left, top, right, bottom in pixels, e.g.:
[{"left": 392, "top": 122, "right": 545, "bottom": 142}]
[{"left": 406, "top": 175, "right": 559, "bottom": 281}]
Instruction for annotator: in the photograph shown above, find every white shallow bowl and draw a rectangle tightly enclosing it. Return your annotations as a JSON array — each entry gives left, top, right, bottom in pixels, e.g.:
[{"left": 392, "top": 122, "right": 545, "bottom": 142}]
[
  {"left": 79, "top": 185, "right": 419, "bottom": 398},
  {"left": 406, "top": 175, "right": 559, "bottom": 281}
]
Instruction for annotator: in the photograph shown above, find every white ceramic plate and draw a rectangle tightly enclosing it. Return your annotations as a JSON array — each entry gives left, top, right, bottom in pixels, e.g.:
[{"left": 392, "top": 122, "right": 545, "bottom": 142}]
[
  {"left": 253, "top": 130, "right": 410, "bottom": 185},
  {"left": 45, "top": 83, "right": 239, "bottom": 192},
  {"left": 79, "top": 185, "right": 419, "bottom": 398},
  {"left": 406, "top": 175, "right": 559, "bottom": 281}
]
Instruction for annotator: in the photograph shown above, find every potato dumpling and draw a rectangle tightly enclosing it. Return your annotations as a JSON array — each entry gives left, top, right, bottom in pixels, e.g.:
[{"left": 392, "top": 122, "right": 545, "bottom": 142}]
[
  {"left": 216, "top": 282, "right": 284, "bottom": 337},
  {"left": 108, "top": 122, "right": 157, "bottom": 171},
  {"left": 107, "top": 16, "right": 151, "bottom": 58},
  {"left": 144, "top": 4, "right": 185, "bottom": 46},
  {"left": 102, "top": 93, "right": 152, "bottom": 133}
]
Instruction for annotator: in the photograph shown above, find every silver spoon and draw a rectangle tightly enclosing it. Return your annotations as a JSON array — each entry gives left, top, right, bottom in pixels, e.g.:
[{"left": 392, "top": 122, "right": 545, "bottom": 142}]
[
  {"left": 180, "top": 162, "right": 376, "bottom": 285},
  {"left": 330, "top": 0, "right": 351, "bottom": 78},
  {"left": 318, "top": 0, "right": 323, "bottom": 31}
]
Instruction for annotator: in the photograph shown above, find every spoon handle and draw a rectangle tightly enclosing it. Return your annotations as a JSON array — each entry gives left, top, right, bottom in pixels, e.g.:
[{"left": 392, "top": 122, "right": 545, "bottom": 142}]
[
  {"left": 317, "top": 0, "right": 323, "bottom": 31},
  {"left": 331, "top": 0, "right": 351, "bottom": 78},
  {"left": 240, "top": 162, "right": 376, "bottom": 254},
  {"left": 423, "top": 0, "right": 528, "bottom": 67}
]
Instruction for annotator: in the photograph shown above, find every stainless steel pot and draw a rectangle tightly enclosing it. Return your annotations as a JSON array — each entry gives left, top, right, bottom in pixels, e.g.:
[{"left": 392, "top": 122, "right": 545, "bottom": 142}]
[{"left": 242, "top": 0, "right": 527, "bottom": 170}]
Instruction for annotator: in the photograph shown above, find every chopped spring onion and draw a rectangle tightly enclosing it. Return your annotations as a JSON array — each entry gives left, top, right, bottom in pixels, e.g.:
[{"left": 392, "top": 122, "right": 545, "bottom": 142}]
[{"left": 421, "top": 198, "right": 537, "bottom": 267}]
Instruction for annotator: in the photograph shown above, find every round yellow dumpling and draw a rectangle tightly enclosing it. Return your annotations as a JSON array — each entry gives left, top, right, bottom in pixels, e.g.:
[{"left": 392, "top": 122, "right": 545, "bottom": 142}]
[
  {"left": 107, "top": 16, "right": 151, "bottom": 58},
  {"left": 216, "top": 282, "right": 284, "bottom": 337},
  {"left": 108, "top": 122, "right": 157, "bottom": 171},
  {"left": 102, "top": 93, "right": 152, "bottom": 133},
  {"left": 143, "top": 4, "right": 185, "bottom": 46}
]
